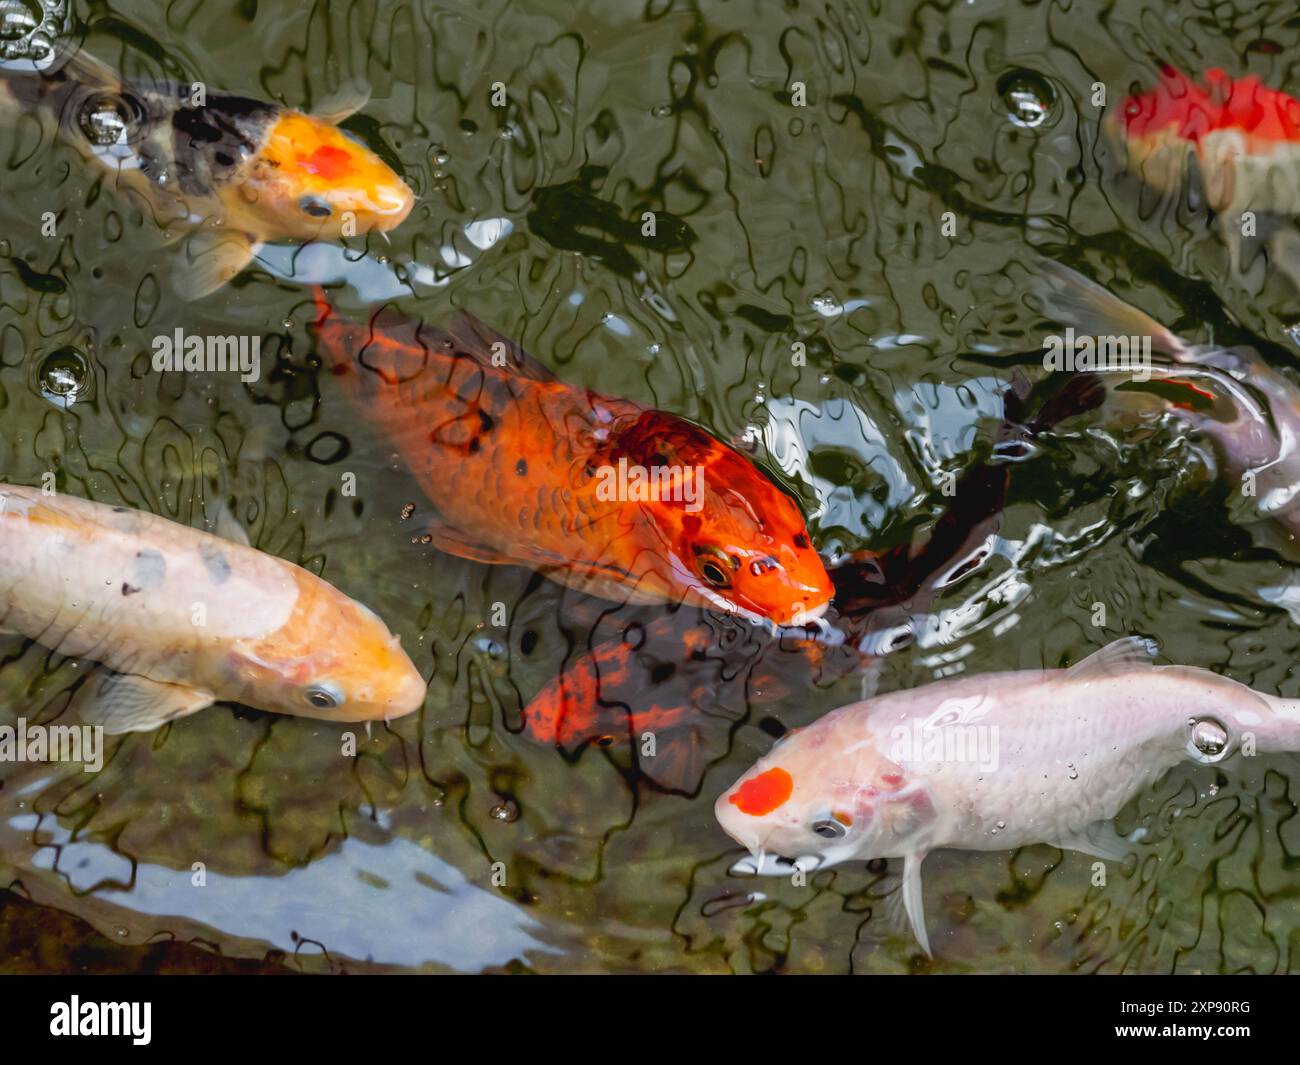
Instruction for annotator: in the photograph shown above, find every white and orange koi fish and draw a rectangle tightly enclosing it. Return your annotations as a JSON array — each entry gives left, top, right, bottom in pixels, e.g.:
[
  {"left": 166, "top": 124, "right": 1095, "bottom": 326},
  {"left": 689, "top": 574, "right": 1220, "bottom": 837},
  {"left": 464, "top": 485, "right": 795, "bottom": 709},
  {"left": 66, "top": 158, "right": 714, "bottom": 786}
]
[{"left": 0, "top": 484, "right": 426, "bottom": 733}]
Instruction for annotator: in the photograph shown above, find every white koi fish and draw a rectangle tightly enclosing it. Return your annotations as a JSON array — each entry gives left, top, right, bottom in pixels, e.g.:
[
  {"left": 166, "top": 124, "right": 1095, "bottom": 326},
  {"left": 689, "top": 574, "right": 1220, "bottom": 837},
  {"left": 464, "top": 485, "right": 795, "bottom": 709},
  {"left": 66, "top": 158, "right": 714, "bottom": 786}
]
[{"left": 715, "top": 637, "right": 1300, "bottom": 956}]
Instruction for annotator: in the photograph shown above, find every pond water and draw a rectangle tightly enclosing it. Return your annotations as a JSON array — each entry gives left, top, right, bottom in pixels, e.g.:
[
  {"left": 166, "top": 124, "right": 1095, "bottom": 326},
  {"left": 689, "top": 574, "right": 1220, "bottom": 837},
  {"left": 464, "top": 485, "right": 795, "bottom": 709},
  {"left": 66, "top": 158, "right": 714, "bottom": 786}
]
[{"left": 2, "top": 0, "right": 1300, "bottom": 973}]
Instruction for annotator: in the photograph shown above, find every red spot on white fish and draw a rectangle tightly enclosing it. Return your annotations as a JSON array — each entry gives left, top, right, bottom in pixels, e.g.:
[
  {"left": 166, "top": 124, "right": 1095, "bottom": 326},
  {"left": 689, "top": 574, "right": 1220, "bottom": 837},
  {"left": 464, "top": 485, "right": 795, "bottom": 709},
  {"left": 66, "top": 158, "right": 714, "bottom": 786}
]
[{"left": 729, "top": 767, "right": 793, "bottom": 816}]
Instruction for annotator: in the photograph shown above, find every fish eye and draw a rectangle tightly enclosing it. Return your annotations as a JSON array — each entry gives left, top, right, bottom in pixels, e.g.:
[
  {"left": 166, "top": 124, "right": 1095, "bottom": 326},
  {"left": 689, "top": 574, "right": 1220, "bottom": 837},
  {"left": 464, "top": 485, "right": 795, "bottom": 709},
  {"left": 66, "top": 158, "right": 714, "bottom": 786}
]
[
  {"left": 300, "top": 195, "right": 333, "bottom": 219},
  {"left": 694, "top": 546, "right": 738, "bottom": 588},
  {"left": 811, "top": 817, "right": 848, "bottom": 840},
  {"left": 304, "top": 682, "right": 345, "bottom": 710},
  {"left": 700, "top": 561, "right": 730, "bottom": 587}
]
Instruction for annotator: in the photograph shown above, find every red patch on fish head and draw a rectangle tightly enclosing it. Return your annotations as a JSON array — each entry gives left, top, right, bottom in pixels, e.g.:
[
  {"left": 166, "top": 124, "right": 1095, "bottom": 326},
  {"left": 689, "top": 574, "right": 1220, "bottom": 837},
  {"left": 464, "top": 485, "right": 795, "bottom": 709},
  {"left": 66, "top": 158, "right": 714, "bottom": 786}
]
[
  {"left": 299, "top": 144, "right": 356, "bottom": 180},
  {"left": 608, "top": 412, "right": 831, "bottom": 625},
  {"left": 729, "top": 767, "right": 794, "bottom": 816}
]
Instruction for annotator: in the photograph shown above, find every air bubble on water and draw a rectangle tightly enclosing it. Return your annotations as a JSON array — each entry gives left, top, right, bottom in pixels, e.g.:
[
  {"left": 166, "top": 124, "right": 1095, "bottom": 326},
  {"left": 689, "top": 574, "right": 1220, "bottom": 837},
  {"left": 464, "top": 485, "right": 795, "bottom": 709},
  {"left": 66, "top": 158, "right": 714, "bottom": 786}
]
[
  {"left": 998, "top": 70, "right": 1056, "bottom": 129},
  {"left": 651, "top": 104, "right": 672, "bottom": 118},
  {"left": 811, "top": 293, "right": 842, "bottom": 317},
  {"left": 0, "top": 0, "right": 39, "bottom": 42},
  {"left": 1067, "top": 763, "right": 1078, "bottom": 780},
  {"left": 490, "top": 800, "right": 519, "bottom": 822},
  {"left": 38, "top": 347, "right": 88, "bottom": 407},
  {"left": 78, "top": 94, "right": 133, "bottom": 147}
]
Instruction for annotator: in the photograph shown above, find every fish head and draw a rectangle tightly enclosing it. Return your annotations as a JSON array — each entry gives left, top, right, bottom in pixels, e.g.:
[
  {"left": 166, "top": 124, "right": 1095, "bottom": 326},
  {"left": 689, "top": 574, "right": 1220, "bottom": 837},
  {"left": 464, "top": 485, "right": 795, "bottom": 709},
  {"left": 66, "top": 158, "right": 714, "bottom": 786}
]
[
  {"left": 615, "top": 414, "right": 833, "bottom": 624},
  {"left": 229, "top": 110, "right": 414, "bottom": 241},
  {"left": 227, "top": 572, "right": 426, "bottom": 722},
  {"left": 715, "top": 710, "right": 918, "bottom": 869}
]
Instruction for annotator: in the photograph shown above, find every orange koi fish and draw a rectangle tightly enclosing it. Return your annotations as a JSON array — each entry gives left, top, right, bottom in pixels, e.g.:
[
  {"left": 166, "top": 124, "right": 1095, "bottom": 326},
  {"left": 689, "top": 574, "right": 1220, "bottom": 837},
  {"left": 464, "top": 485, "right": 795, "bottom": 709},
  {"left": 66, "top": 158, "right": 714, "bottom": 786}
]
[
  {"left": 0, "top": 485, "right": 426, "bottom": 732},
  {"left": 1110, "top": 65, "right": 1300, "bottom": 280},
  {"left": 311, "top": 293, "right": 833, "bottom": 625},
  {"left": 521, "top": 374, "right": 1106, "bottom": 792},
  {"left": 0, "top": 48, "right": 413, "bottom": 297}
]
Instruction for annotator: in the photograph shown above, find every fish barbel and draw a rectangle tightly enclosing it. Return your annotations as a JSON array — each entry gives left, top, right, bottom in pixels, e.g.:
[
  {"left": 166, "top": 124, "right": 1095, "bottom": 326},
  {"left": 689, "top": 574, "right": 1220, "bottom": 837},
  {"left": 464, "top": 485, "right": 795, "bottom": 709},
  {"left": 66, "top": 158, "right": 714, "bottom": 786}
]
[
  {"left": 0, "top": 484, "right": 426, "bottom": 732},
  {"left": 716, "top": 636, "right": 1300, "bottom": 956}
]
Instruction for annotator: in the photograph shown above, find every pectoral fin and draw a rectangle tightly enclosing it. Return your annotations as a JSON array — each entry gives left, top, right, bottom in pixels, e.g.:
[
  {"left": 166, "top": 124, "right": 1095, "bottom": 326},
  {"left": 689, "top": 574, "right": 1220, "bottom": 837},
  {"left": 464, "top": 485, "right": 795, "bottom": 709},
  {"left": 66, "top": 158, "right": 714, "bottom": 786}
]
[
  {"left": 902, "top": 850, "right": 932, "bottom": 958},
  {"left": 73, "top": 672, "right": 214, "bottom": 734},
  {"left": 1054, "top": 820, "right": 1145, "bottom": 862},
  {"left": 311, "top": 85, "right": 371, "bottom": 124},
  {"left": 176, "top": 232, "right": 261, "bottom": 300}
]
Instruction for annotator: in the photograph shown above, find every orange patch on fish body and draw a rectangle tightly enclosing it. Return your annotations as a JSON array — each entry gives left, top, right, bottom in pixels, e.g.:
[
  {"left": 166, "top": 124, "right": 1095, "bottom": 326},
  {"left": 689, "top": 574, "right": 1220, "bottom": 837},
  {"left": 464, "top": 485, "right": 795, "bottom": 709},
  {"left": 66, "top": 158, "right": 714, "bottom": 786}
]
[{"left": 730, "top": 767, "right": 794, "bottom": 816}]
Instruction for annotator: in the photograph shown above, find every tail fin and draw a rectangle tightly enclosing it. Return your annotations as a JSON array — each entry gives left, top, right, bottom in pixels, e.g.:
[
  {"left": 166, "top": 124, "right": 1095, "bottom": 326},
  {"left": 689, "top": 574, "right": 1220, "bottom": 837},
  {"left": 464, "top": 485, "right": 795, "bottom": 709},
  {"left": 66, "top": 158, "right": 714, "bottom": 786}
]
[{"left": 1033, "top": 260, "right": 1188, "bottom": 359}]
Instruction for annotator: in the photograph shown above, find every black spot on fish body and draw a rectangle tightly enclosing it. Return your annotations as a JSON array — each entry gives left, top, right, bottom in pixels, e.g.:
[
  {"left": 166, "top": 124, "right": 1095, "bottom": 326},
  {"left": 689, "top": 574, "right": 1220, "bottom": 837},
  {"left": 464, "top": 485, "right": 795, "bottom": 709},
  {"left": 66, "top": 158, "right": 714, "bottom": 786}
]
[
  {"left": 133, "top": 549, "right": 166, "bottom": 588},
  {"left": 170, "top": 96, "right": 274, "bottom": 195},
  {"left": 198, "top": 542, "right": 232, "bottom": 585},
  {"left": 516, "top": 458, "right": 527, "bottom": 476},
  {"left": 121, "top": 582, "right": 141, "bottom": 596}
]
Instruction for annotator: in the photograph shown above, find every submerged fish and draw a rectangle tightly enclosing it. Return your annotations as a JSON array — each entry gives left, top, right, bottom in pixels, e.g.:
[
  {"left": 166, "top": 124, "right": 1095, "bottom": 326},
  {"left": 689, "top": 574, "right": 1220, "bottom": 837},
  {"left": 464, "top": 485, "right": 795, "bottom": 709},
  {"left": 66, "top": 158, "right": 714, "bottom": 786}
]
[
  {"left": 715, "top": 636, "right": 1300, "bottom": 956},
  {"left": 1110, "top": 66, "right": 1300, "bottom": 280},
  {"left": 311, "top": 293, "right": 833, "bottom": 625},
  {"left": 0, "top": 48, "right": 414, "bottom": 297},
  {"left": 0, "top": 485, "right": 426, "bottom": 733},
  {"left": 1036, "top": 260, "right": 1300, "bottom": 537}
]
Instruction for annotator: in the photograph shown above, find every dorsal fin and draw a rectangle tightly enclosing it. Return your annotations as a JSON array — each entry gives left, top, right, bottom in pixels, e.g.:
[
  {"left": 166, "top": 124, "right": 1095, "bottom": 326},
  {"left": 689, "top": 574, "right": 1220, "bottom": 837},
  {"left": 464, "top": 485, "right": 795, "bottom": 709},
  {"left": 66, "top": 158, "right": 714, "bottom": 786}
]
[
  {"left": 210, "top": 502, "right": 252, "bottom": 547},
  {"left": 443, "top": 311, "right": 556, "bottom": 383},
  {"left": 1065, "top": 636, "right": 1159, "bottom": 681}
]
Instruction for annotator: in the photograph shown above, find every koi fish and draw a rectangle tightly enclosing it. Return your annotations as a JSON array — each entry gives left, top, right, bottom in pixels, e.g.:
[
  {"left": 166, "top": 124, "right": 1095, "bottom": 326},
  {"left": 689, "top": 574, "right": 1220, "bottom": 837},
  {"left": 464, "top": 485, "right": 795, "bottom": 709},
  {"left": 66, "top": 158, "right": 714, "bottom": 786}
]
[
  {"left": 0, "top": 485, "right": 426, "bottom": 733},
  {"left": 715, "top": 636, "right": 1300, "bottom": 956},
  {"left": 0, "top": 48, "right": 414, "bottom": 297},
  {"left": 1035, "top": 260, "right": 1300, "bottom": 537},
  {"left": 311, "top": 293, "right": 833, "bottom": 625},
  {"left": 1110, "top": 66, "right": 1300, "bottom": 280},
  {"left": 521, "top": 374, "right": 1105, "bottom": 792},
  {"left": 523, "top": 608, "right": 873, "bottom": 793}
]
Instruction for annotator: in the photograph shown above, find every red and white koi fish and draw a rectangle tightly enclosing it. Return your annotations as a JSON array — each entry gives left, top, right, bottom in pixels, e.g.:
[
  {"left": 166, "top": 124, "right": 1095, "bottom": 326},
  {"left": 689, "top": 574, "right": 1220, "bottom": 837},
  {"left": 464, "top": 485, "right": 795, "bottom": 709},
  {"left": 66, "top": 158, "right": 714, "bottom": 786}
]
[
  {"left": 1111, "top": 65, "right": 1300, "bottom": 281},
  {"left": 0, "top": 485, "right": 426, "bottom": 733},
  {"left": 716, "top": 637, "right": 1300, "bottom": 956}
]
